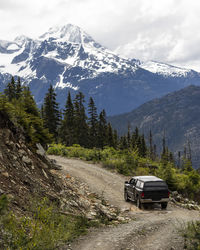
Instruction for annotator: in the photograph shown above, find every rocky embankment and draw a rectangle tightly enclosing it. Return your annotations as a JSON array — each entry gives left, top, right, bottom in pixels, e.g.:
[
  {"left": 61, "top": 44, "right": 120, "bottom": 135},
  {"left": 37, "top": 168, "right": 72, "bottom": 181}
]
[
  {"left": 0, "top": 110, "right": 124, "bottom": 223},
  {"left": 170, "top": 191, "right": 200, "bottom": 211}
]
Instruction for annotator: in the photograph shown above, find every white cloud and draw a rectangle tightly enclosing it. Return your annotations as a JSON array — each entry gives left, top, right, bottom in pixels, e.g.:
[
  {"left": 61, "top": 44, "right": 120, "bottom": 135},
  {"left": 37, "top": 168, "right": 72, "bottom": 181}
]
[{"left": 0, "top": 0, "right": 200, "bottom": 71}]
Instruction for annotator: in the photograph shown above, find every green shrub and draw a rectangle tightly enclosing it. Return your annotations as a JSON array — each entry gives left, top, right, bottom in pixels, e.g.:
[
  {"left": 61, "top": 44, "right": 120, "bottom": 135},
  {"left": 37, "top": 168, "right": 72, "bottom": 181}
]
[
  {"left": 183, "top": 221, "right": 200, "bottom": 249},
  {"left": 0, "top": 196, "right": 93, "bottom": 250},
  {"left": 0, "top": 194, "right": 8, "bottom": 215}
]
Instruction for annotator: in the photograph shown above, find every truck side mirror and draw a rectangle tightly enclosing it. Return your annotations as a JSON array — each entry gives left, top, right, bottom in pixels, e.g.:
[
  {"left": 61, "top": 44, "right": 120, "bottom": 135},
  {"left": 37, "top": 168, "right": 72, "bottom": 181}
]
[{"left": 125, "top": 181, "right": 129, "bottom": 184}]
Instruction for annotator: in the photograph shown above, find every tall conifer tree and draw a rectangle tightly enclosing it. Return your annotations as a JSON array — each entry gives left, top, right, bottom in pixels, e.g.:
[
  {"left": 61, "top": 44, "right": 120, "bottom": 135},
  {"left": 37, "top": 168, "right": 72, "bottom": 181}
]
[
  {"left": 4, "top": 76, "right": 16, "bottom": 101},
  {"left": 16, "top": 77, "right": 22, "bottom": 100},
  {"left": 107, "top": 122, "right": 114, "bottom": 147},
  {"left": 97, "top": 109, "right": 107, "bottom": 148},
  {"left": 20, "top": 86, "right": 51, "bottom": 146},
  {"left": 73, "top": 92, "right": 88, "bottom": 147},
  {"left": 60, "top": 92, "right": 75, "bottom": 146},
  {"left": 88, "top": 97, "right": 98, "bottom": 148},
  {"left": 149, "top": 129, "right": 153, "bottom": 159},
  {"left": 140, "top": 134, "right": 147, "bottom": 157},
  {"left": 43, "top": 85, "right": 60, "bottom": 141},
  {"left": 127, "top": 123, "right": 131, "bottom": 148}
]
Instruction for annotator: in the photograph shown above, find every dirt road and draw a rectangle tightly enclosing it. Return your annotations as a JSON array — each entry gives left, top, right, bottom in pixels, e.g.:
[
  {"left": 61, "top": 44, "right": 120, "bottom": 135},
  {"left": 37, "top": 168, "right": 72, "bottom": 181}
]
[{"left": 50, "top": 156, "right": 200, "bottom": 250}]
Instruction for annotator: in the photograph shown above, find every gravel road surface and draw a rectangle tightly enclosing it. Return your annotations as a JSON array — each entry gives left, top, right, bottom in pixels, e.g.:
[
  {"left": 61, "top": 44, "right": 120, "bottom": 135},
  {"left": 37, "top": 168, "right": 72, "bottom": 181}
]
[{"left": 50, "top": 156, "right": 200, "bottom": 250}]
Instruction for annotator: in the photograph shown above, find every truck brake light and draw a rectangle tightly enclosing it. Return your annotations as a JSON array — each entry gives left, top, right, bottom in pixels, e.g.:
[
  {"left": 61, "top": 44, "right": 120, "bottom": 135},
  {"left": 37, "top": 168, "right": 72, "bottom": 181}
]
[{"left": 141, "top": 192, "right": 144, "bottom": 198}]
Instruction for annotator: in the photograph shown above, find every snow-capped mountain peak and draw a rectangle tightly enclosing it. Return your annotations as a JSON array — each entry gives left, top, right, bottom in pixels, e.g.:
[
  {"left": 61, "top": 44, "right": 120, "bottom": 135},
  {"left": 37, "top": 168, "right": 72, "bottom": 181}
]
[
  {"left": 1, "top": 23, "right": 200, "bottom": 116},
  {"left": 40, "top": 24, "right": 87, "bottom": 44}
]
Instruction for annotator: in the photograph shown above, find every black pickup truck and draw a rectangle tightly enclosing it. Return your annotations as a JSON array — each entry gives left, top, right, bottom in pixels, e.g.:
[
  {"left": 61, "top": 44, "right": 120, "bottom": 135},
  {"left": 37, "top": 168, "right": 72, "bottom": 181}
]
[{"left": 124, "top": 176, "right": 170, "bottom": 209}]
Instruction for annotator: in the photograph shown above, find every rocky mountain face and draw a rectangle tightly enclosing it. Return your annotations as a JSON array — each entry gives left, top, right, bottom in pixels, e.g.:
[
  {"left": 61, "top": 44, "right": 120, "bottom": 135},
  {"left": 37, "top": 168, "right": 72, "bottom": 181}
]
[
  {"left": 1, "top": 24, "right": 200, "bottom": 115},
  {"left": 109, "top": 85, "right": 200, "bottom": 169}
]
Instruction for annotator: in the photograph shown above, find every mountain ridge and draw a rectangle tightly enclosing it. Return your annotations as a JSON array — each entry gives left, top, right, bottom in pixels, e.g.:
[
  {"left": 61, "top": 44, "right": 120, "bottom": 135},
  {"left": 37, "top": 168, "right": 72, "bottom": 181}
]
[{"left": 0, "top": 24, "right": 200, "bottom": 115}]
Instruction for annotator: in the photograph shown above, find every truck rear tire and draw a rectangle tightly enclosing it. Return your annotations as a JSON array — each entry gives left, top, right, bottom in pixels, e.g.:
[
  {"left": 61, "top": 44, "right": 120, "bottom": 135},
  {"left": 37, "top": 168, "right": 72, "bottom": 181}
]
[
  {"left": 136, "top": 197, "right": 142, "bottom": 209},
  {"left": 161, "top": 202, "right": 168, "bottom": 209},
  {"left": 124, "top": 191, "right": 130, "bottom": 202}
]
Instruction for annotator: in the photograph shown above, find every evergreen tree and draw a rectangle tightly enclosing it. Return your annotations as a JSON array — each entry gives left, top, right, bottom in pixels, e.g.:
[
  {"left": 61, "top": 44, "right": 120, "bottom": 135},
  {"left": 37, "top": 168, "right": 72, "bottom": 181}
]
[
  {"left": 140, "top": 134, "right": 147, "bottom": 157},
  {"left": 60, "top": 92, "right": 75, "bottom": 146},
  {"left": 177, "top": 151, "right": 181, "bottom": 169},
  {"left": 43, "top": 85, "right": 60, "bottom": 141},
  {"left": 169, "top": 152, "right": 174, "bottom": 163},
  {"left": 19, "top": 86, "right": 51, "bottom": 146},
  {"left": 40, "top": 104, "right": 44, "bottom": 119},
  {"left": 88, "top": 97, "right": 98, "bottom": 148},
  {"left": 182, "top": 142, "right": 193, "bottom": 171},
  {"left": 182, "top": 158, "right": 193, "bottom": 172},
  {"left": 113, "top": 129, "right": 118, "bottom": 149},
  {"left": 127, "top": 124, "right": 131, "bottom": 148},
  {"left": 162, "top": 133, "right": 166, "bottom": 156},
  {"left": 119, "top": 136, "right": 128, "bottom": 150},
  {"left": 22, "top": 86, "right": 40, "bottom": 116},
  {"left": 107, "top": 122, "right": 114, "bottom": 147},
  {"left": 184, "top": 146, "right": 187, "bottom": 159},
  {"left": 131, "top": 127, "right": 139, "bottom": 148},
  {"left": 16, "top": 77, "right": 22, "bottom": 100},
  {"left": 1, "top": 79, "right": 51, "bottom": 147},
  {"left": 149, "top": 129, "right": 153, "bottom": 159},
  {"left": 161, "top": 133, "right": 168, "bottom": 163},
  {"left": 136, "top": 136, "right": 142, "bottom": 155},
  {"left": 187, "top": 140, "right": 192, "bottom": 162},
  {"left": 73, "top": 92, "right": 88, "bottom": 147},
  {"left": 153, "top": 144, "right": 157, "bottom": 160},
  {"left": 97, "top": 109, "right": 107, "bottom": 148},
  {"left": 4, "top": 76, "right": 16, "bottom": 101}
]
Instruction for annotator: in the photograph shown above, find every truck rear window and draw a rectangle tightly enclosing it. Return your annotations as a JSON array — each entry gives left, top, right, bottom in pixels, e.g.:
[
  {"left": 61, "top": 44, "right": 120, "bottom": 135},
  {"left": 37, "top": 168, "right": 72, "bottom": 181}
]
[{"left": 144, "top": 181, "right": 167, "bottom": 188}]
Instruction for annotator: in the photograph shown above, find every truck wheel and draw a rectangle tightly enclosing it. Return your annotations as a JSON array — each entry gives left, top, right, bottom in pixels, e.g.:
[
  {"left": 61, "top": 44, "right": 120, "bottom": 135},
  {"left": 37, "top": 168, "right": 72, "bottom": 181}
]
[
  {"left": 161, "top": 202, "right": 168, "bottom": 209},
  {"left": 124, "top": 191, "right": 130, "bottom": 202},
  {"left": 136, "top": 197, "right": 141, "bottom": 209}
]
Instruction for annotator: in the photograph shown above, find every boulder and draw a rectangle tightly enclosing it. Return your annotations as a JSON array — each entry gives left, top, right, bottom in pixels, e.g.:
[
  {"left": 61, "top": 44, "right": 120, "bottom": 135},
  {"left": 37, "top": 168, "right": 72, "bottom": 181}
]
[{"left": 36, "top": 143, "right": 46, "bottom": 156}]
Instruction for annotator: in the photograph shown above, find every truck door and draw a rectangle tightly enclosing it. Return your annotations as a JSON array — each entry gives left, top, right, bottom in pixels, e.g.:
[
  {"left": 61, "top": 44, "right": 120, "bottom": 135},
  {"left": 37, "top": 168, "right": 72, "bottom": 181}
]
[
  {"left": 132, "top": 179, "right": 137, "bottom": 201},
  {"left": 129, "top": 178, "right": 136, "bottom": 200}
]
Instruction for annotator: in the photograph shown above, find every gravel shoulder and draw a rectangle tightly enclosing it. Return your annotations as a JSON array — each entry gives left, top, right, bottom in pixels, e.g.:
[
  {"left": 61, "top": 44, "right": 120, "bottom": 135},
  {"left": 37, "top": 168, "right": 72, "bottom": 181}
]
[{"left": 50, "top": 156, "right": 200, "bottom": 250}]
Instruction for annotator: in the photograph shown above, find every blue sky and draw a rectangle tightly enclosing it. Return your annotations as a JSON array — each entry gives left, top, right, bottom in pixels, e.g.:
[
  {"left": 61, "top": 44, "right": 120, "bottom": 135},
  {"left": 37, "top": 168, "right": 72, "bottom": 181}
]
[{"left": 1, "top": 0, "right": 200, "bottom": 71}]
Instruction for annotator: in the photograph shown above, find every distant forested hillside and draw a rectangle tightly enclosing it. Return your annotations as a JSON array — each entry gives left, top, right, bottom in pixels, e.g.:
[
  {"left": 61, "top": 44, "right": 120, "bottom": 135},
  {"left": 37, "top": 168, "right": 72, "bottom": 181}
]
[{"left": 109, "top": 85, "right": 200, "bottom": 169}]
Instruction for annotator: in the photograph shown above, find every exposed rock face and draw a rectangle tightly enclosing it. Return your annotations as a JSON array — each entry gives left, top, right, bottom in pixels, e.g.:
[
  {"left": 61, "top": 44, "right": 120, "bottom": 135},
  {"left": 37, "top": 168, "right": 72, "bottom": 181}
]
[{"left": 0, "top": 110, "right": 62, "bottom": 211}]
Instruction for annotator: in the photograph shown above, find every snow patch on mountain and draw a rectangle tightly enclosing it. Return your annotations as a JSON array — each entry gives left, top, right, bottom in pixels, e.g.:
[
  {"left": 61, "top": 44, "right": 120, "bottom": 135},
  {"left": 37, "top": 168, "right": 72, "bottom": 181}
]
[
  {"left": 140, "top": 61, "right": 191, "bottom": 77},
  {"left": 54, "top": 65, "right": 79, "bottom": 90},
  {"left": 7, "top": 44, "right": 19, "bottom": 51},
  {"left": 55, "top": 78, "right": 79, "bottom": 90},
  {"left": 0, "top": 47, "right": 24, "bottom": 75},
  {"left": 18, "top": 63, "right": 37, "bottom": 78},
  {"left": 0, "top": 40, "right": 11, "bottom": 49}
]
